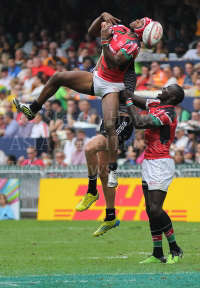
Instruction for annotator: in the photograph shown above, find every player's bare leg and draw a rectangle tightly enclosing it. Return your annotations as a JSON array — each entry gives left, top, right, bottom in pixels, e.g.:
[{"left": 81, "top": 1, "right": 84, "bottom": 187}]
[
  {"left": 13, "top": 71, "right": 93, "bottom": 120},
  {"left": 102, "top": 93, "right": 119, "bottom": 188}
]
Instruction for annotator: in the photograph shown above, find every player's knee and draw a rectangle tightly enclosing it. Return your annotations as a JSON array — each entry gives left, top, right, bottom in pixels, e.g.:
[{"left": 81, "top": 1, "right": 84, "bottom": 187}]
[
  {"left": 84, "top": 142, "right": 93, "bottom": 156},
  {"left": 148, "top": 203, "right": 162, "bottom": 219}
]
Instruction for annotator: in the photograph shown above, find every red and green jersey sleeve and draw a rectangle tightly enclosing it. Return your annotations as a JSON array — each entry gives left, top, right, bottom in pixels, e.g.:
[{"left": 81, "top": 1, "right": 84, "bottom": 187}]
[
  {"left": 120, "top": 42, "right": 140, "bottom": 61},
  {"left": 150, "top": 108, "right": 176, "bottom": 127}
]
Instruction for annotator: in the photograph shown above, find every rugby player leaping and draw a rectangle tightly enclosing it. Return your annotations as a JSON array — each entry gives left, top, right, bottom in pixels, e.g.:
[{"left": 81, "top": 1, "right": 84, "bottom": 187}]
[
  {"left": 120, "top": 84, "right": 184, "bottom": 264},
  {"left": 13, "top": 12, "right": 153, "bottom": 188}
]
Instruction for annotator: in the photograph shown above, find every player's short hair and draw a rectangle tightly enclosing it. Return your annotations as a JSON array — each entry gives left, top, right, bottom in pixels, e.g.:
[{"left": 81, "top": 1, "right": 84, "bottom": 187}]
[
  {"left": 76, "top": 129, "right": 85, "bottom": 134},
  {"left": 173, "top": 84, "right": 185, "bottom": 104}
]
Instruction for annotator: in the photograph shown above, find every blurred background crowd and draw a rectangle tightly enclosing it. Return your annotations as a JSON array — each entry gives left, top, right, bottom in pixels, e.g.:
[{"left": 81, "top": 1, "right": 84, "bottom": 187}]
[{"left": 0, "top": 0, "right": 200, "bottom": 167}]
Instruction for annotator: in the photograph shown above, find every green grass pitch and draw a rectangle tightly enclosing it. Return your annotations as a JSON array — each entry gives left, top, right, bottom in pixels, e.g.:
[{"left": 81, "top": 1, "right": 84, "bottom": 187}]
[{"left": 0, "top": 220, "right": 200, "bottom": 287}]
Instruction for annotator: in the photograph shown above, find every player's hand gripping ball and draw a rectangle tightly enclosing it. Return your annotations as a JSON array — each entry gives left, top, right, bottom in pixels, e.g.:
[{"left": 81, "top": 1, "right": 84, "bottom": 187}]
[{"left": 142, "top": 21, "right": 163, "bottom": 48}]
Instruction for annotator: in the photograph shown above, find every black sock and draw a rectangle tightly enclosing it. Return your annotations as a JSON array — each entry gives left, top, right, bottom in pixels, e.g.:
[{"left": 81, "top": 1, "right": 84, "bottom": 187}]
[
  {"left": 157, "top": 211, "right": 180, "bottom": 253},
  {"left": 105, "top": 208, "right": 115, "bottom": 221},
  {"left": 109, "top": 162, "right": 117, "bottom": 172},
  {"left": 149, "top": 218, "right": 164, "bottom": 258},
  {"left": 30, "top": 100, "right": 42, "bottom": 114},
  {"left": 87, "top": 174, "right": 97, "bottom": 195}
]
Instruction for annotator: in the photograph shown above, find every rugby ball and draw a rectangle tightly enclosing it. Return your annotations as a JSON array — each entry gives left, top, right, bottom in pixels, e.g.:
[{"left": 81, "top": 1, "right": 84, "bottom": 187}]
[{"left": 142, "top": 21, "right": 163, "bottom": 48}]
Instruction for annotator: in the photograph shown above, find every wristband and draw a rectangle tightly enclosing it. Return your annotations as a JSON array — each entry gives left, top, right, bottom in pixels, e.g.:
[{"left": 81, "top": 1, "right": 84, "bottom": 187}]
[
  {"left": 101, "top": 39, "right": 109, "bottom": 46},
  {"left": 126, "top": 98, "right": 133, "bottom": 107}
]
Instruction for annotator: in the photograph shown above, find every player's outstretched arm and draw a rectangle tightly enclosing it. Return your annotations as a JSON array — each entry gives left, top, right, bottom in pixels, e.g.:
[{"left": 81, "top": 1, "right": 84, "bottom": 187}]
[
  {"left": 88, "top": 13, "right": 121, "bottom": 37},
  {"left": 120, "top": 90, "right": 147, "bottom": 110},
  {"left": 120, "top": 90, "right": 156, "bottom": 129}
]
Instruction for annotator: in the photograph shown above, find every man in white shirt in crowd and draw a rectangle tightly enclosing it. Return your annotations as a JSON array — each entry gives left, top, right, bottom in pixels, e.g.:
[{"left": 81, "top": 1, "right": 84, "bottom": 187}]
[
  {"left": 163, "top": 66, "right": 178, "bottom": 87},
  {"left": 63, "top": 128, "right": 76, "bottom": 164},
  {"left": 30, "top": 112, "right": 49, "bottom": 138},
  {"left": 183, "top": 41, "right": 200, "bottom": 60},
  {"left": 170, "top": 123, "right": 188, "bottom": 157},
  {"left": 30, "top": 72, "right": 45, "bottom": 101},
  {"left": 0, "top": 67, "right": 13, "bottom": 90},
  {"left": 23, "top": 68, "right": 34, "bottom": 93},
  {"left": 76, "top": 129, "right": 90, "bottom": 146}
]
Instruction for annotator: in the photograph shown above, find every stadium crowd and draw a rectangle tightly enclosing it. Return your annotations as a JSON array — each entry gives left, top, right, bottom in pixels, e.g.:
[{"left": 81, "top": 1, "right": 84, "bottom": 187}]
[{"left": 0, "top": 0, "right": 200, "bottom": 167}]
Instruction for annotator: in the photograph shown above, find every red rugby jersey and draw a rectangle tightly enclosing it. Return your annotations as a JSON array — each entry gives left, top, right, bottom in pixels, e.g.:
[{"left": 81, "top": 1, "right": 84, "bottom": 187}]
[
  {"left": 98, "top": 25, "right": 140, "bottom": 83},
  {"left": 144, "top": 99, "right": 177, "bottom": 160}
]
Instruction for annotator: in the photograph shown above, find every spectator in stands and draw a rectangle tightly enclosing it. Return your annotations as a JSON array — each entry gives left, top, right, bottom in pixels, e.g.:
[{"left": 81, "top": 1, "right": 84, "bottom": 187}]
[
  {"left": 170, "top": 123, "right": 188, "bottom": 156},
  {"left": 196, "top": 142, "right": 200, "bottom": 164},
  {"left": 67, "top": 46, "right": 79, "bottom": 70},
  {"left": 0, "top": 194, "right": 14, "bottom": 220},
  {"left": 30, "top": 112, "right": 49, "bottom": 138},
  {"left": 8, "top": 57, "right": 21, "bottom": 77},
  {"left": 17, "top": 59, "right": 33, "bottom": 82},
  {"left": 184, "top": 128, "right": 196, "bottom": 163},
  {"left": 49, "top": 99, "right": 66, "bottom": 132},
  {"left": 78, "top": 56, "right": 94, "bottom": 72},
  {"left": 43, "top": 45, "right": 67, "bottom": 70},
  {"left": 0, "top": 112, "right": 19, "bottom": 138},
  {"left": 78, "top": 47, "right": 89, "bottom": 64},
  {"left": 154, "top": 39, "right": 168, "bottom": 57},
  {"left": 32, "top": 56, "right": 55, "bottom": 77},
  {"left": 49, "top": 131, "right": 61, "bottom": 157},
  {"left": 166, "top": 29, "right": 179, "bottom": 54},
  {"left": 63, "top": 128, "right": 76, "bottom": 164},
  {"left": 55, "top": 87, "right": 74, "bottom": 111},
  {"left": 43, "top": 101, "right": 54, "bottom": 124},
  {"left": 0, "top": 150, "right": 7, "bottom": 165},
  {"left": 136, "top": 65, "right": 150, "bottom": 91},
  {"left": 0, "top": 113, "right": 5, "bottom": 136},
  {"left": 51, "top": 99, "right": 66, "bottom": 120},
  {"left": 147, "top": 62, "right": 167, "bottom": 90},
  {"left": 163, "top": 66, "right": 178, "bottom": 86},
  {"left": 5, "top": 101, "right": 13, "bottom": 114},
  {"left": 30, "top": 72, "right": 45, "bottom": 100},
  {"left": 20, "top": 146, "right": 44, "bottom": 166},
  {"left": 173, "top": 66, "right": 185, "bottom": 87},
  {"left": 54, "top": 150, "right": 67, "bottom": 166},
  {"left": 23, "top": 68, "right": 34, "bottom": 96},
  {"left": 135, "top": 139, "right": 145, "bottom": 164},
  {"left": 125, "top": 146, "right": 137, "bottom": 165},
  {"left": 16, "top": 114, "right": 33, "bottom": 138},
  {"left": 15, "top": 49, "right": 25, "bottom": 67},
  {"left": 49, "top": 41, "right": 67, "bottom": 58},
  {"left": 63, "top": 99, "right": 79, "bottom": 127},
  {"left": 78, "top": 33, "right": 97, "bottom": 56},
  {"left": 22, "top": 32, "right": 37, "bottom": 55},
  {"left": 75, "top": 129, "right": 90, "bottom": 145},
  {"left": 14, "top": 31, "right": 25, "bottom": 51},
  {"left": 0, "top": 67, "right": 13, "bottom": 90},
  {"left": 191, "top": 111, "right": 200, "bottom": 124},
  {"left": 6, "top": 155, "right": 17, "bottom": 165},
  {"left": 185, "top": 78, "right": 200, "bottom": 97},
  {"left": 193, "top": 98, "right": 200, "bottom": 111},
  {"left": 182, "top": 41, "right": 200, "bottom": 60},
  {"left": 174, "top": 150, "right": 184, "bottom": 164},
  {"left": 175, "top": 105, "right": 191, "bottom": 122},
  {"left": 71, "top": 139, "right": 86, "bottom": 165},
  {"left": 183, "top": 62, "right": 194, "bottom": 89},
  {"left": 77, "top": 100, "right": 98, "bottom": 124}
]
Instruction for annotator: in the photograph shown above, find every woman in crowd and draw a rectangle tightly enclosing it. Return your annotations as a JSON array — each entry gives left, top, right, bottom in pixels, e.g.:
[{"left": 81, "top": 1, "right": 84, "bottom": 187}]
[
  {"left": 48, "top": 131, "right": 61, "bottom": 157},
  {"left": 0, "top": 194, "right": 14, "bottom": 220},
  {"left": 173, "top": 66, "right": 185, "bottom": 87}
]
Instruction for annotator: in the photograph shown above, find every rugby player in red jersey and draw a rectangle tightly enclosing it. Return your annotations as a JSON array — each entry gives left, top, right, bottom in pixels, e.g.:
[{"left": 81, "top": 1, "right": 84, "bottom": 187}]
[
  {"left": 120, "top": 84, "right": 184, "bottom": 264},
  {"left": 13, "top": 12, "right": 153, "bottom": 188}
]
